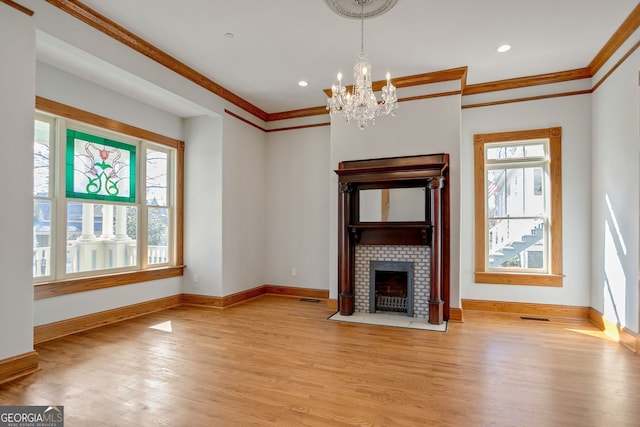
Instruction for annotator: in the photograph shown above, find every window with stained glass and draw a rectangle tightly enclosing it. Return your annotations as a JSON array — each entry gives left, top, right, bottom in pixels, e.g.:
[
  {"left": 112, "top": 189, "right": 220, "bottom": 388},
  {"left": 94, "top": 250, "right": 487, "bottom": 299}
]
[
  {"left": 66, "top": 129, "right": 136, "bottom": 203},
  {"left": 33, "top": 112, "right": 178, "bottom": 284}
]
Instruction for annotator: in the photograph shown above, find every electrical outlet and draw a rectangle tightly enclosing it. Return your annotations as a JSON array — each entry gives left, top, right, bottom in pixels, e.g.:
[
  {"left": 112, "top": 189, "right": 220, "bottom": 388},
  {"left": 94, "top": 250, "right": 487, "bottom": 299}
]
[
  {"left": 193, "top": 273, "right": 199, "bottom": 283},
  {"left": 291, "top": 268, "right": 297, "bottom": 276}
]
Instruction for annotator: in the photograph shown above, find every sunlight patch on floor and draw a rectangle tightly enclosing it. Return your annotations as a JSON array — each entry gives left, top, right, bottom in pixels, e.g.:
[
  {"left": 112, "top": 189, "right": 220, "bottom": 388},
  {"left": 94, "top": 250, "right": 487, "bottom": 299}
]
[
  {"left": 566, "top": 327, "right": 617, "bottom": 342},
  {"left": 149, "top": 320, "right": 173, "bottom": 332}
]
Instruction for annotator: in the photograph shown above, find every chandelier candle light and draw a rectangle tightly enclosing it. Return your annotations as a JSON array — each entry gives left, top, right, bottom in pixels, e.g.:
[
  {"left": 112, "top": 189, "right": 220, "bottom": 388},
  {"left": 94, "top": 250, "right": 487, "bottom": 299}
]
[{"left": 326, "top": 0, "right": 399, "bottom": 130}]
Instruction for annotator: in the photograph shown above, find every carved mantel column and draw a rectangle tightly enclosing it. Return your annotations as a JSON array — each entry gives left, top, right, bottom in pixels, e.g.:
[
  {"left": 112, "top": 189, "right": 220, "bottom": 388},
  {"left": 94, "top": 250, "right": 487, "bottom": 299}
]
[
  {"left": 427, "top": 177, "right": 444, "bottom": 324},
  {"left": 338, "top": 182, "right": 355, "bottom": 315}
]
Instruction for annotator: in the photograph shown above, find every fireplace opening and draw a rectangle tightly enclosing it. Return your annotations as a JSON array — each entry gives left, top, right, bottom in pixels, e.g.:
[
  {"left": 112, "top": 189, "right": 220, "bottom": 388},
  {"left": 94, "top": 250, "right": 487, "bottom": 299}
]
[
  {"left": 369, "top": 261, "right": 414, "bottom": 317},
  {"left": 375, "top": 271, "right": 408, "bottom": 313}
]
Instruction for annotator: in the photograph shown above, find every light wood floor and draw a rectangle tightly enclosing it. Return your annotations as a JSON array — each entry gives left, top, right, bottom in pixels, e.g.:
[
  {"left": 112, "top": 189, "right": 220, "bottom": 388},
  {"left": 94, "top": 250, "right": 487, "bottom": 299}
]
[{"left": 1, "top": 295, "right": 639, "bottom": 426}]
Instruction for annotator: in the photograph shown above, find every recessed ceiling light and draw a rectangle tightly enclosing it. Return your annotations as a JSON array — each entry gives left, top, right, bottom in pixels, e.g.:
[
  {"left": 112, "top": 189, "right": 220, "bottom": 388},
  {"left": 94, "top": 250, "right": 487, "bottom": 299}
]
[
  {"left": 224, "top": 32, "right": 234, "bottom": 38},
  {"left": 298, "top": 80, "right": 309, "bottom": 87},
  {"left": 496, "top": 44, "right": 511, "bottom": 53}
]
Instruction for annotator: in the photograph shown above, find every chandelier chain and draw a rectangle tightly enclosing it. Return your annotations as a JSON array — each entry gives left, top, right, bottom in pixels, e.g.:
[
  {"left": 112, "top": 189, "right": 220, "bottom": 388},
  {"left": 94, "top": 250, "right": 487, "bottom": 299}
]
[{"left": 360, "top": 1, "right": 364, "bottom": 54}]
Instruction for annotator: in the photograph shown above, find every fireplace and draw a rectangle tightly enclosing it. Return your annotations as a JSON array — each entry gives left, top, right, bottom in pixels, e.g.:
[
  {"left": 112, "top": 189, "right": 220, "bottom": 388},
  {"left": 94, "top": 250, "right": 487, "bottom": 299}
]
[
  {"left": 336, "top": 154, "right": 449, "bottom": 324},
  {"left": 370, "top": 261, "right": 414, "bottom": 316}
]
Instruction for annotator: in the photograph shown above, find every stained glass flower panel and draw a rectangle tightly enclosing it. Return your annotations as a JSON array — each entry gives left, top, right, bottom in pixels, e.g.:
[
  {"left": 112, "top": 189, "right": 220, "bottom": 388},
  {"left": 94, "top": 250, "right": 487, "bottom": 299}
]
[{"left": 66, "top": 129, "right": 136, "bottom": 203}]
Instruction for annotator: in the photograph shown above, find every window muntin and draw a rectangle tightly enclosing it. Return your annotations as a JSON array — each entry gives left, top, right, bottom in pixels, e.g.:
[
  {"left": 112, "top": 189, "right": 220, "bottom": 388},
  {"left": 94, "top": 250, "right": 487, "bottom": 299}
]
[
  {"left": 33, "top": 114, "right": 177, "bottom": 283},
  {"left": 474, "top": 128, "right": 563, "bottom": 287}
]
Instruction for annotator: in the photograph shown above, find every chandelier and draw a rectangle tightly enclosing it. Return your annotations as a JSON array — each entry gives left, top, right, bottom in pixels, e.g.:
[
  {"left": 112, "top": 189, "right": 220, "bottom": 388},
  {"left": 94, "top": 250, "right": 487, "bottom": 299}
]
[{"left": 326, "top": 0, "right": 399, "bottom": 130}]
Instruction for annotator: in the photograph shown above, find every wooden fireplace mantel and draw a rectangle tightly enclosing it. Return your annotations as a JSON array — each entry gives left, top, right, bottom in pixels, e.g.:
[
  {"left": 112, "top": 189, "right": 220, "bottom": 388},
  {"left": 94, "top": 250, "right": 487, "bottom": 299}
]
[
  {"left": 335, "top": 154, "right": 450, "bottom": 324},
  {"left": 348, "top": 222, "right": 431, "bottom": 246}
]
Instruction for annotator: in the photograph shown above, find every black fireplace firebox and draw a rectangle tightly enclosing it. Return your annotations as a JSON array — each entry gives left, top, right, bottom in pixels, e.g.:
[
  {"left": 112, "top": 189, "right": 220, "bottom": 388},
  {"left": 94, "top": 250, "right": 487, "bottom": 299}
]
[{"left": 369, "top": 261, "right": 414, "bottom": 317}]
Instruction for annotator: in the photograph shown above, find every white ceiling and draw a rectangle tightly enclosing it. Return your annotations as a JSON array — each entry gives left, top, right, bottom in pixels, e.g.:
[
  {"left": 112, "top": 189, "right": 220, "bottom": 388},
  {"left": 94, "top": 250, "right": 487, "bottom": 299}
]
[{"left": 39, "top": 0, "right": 640, "bottom": 115}]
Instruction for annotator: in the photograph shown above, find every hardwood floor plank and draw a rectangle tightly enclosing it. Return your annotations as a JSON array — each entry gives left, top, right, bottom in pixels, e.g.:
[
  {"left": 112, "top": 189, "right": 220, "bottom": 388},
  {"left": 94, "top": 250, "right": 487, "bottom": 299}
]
[{"left": 1, "top": 295, "right": 639, "bottom": 426}]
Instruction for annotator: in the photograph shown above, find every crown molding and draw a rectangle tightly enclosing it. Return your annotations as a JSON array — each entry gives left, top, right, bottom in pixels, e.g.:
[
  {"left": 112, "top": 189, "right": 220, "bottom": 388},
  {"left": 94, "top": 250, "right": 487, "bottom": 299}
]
[
  {"left": 1, "top": 0, "right": 34, "bottom": 16},
  {"left": 45, "top": 0, "right": 269, "bottom": 121},
  {"left": 592, "top": 39, "right": 640, "bottom": 92},
  {"left": 267, "top": 106, "right": 330, "bottom": 122},
  {"left": 266, "top": 122, "right": 330, "bottom": 133},
  {"left": 589, "top": 2, "right": 640, "bottom": 76},
  {"left": 45, "top": 1, "right": 640, "bottom": 122},
  {"left": 463, "top": 68, "right": 592, "bottom": 95},
  {"left": 275, "top": 68, "right": 593, "bottom": 120},
  {"left": 462, "top": 90, "right": 592, "bottom": 110},
  {"left": 225, "top": 109, "right": 330, "bottom": 133},
  {"left": 322, "top": 66, "right": 468, "bottom": 97},
  {"left": 224, "top": 109, "right": 267, "bottom": 132},
  {"left": 274, "top": 68, "right": 467, "bottom": 123}
]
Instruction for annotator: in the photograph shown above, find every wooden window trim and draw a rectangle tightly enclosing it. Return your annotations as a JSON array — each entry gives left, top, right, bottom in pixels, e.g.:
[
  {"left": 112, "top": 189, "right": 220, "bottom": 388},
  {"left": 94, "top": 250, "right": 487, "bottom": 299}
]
[
  {"left": 34, "top": 266, "right": 185, "bottom": 299},
  {"left": 473, "top": 127, "right": 563, "bottom": 286},
  {"left": 35, "top": 96, "right": 185, "bottom": 298}
]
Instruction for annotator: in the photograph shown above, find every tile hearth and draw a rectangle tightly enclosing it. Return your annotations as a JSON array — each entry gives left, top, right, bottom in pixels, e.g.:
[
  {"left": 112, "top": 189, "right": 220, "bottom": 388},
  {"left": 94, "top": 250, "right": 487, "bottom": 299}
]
[{"left": 328, "top": 312, "right": 447, "bottom": 332}]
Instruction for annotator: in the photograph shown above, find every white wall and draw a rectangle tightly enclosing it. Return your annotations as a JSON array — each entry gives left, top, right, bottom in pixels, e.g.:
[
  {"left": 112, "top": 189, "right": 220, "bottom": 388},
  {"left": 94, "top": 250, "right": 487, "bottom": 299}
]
[
  {"left": 461, "top": 94, "right": 593, "bottom": 306},
  {"left": 591, "top": 47, "right": 640, "bottom": 333},
  {"left": 221, "top": 117, "right": 268, "bottom": 295},
  {"left": 0, "top": 4, "right": 36, "bottom": 360},
  {"left": 37, "top": 62, "right": 183, "bottom": 140},
  {"left": 34, "top": 278, "right": 181, "bottom": 326},
  {"left": 329, "top": 93, "right": 462, "bottom": 307},
  {"left": 183, "top": 115, "right": 224, "bottom": 296},
  {"left": 265, "top": 126, "right": 331, "bottom": 289},
  {"left": 28, "top": 1, "right": 227, "bottom": 118}
]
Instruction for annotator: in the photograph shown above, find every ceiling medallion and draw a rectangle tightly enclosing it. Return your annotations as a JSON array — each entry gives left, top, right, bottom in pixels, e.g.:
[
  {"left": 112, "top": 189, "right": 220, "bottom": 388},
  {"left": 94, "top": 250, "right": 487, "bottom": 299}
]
[{"left": 324, "top": 0, "right": 398, "bottom": 19}]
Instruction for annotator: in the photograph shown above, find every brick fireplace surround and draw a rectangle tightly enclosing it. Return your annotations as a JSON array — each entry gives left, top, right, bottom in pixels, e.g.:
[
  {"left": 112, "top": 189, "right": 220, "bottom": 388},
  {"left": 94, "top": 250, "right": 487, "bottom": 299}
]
[{"left": 355, "top": 245, "right": 430, "bottom": 318}]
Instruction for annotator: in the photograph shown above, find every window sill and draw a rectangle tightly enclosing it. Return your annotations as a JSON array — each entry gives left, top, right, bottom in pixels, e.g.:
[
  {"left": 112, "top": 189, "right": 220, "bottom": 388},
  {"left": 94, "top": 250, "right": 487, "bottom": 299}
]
[
  {"left": 34, "top": 266, "right": 185, "bottom": 300},
  {"left": 474, "top": 272, "right": 563, "bottom": 287}
]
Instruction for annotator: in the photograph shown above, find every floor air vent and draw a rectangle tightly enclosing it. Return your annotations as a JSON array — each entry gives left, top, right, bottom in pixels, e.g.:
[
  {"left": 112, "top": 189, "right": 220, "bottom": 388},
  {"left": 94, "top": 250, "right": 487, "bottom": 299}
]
[
  {"left": 520, "top": 316, "right": 550, "bottom": 321},
  {"left": 299, "top": 298, "right": 320, "bottom": 303}
]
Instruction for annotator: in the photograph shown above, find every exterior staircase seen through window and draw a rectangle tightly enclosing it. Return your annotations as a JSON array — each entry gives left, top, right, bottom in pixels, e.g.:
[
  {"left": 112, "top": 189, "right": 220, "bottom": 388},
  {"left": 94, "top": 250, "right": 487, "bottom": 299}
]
[{"left": 489, "top": 224, "right": 543, "bottom": 268}]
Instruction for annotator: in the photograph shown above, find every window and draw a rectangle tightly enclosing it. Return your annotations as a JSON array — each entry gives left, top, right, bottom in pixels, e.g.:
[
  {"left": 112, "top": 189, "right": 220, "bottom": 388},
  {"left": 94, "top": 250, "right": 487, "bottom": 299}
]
[
  {"left": 474, "top": 127, "right": 563, "bottom": 286},
  {"left": 33, "top": 99, "right": 184, "bottom": 297}
]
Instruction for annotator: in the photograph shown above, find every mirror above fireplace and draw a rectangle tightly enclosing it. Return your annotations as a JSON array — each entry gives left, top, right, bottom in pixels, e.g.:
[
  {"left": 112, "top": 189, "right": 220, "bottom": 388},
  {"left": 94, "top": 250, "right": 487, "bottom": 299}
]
[{"left": 359, "top": 187, "right": 426, "bottom": 222}]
